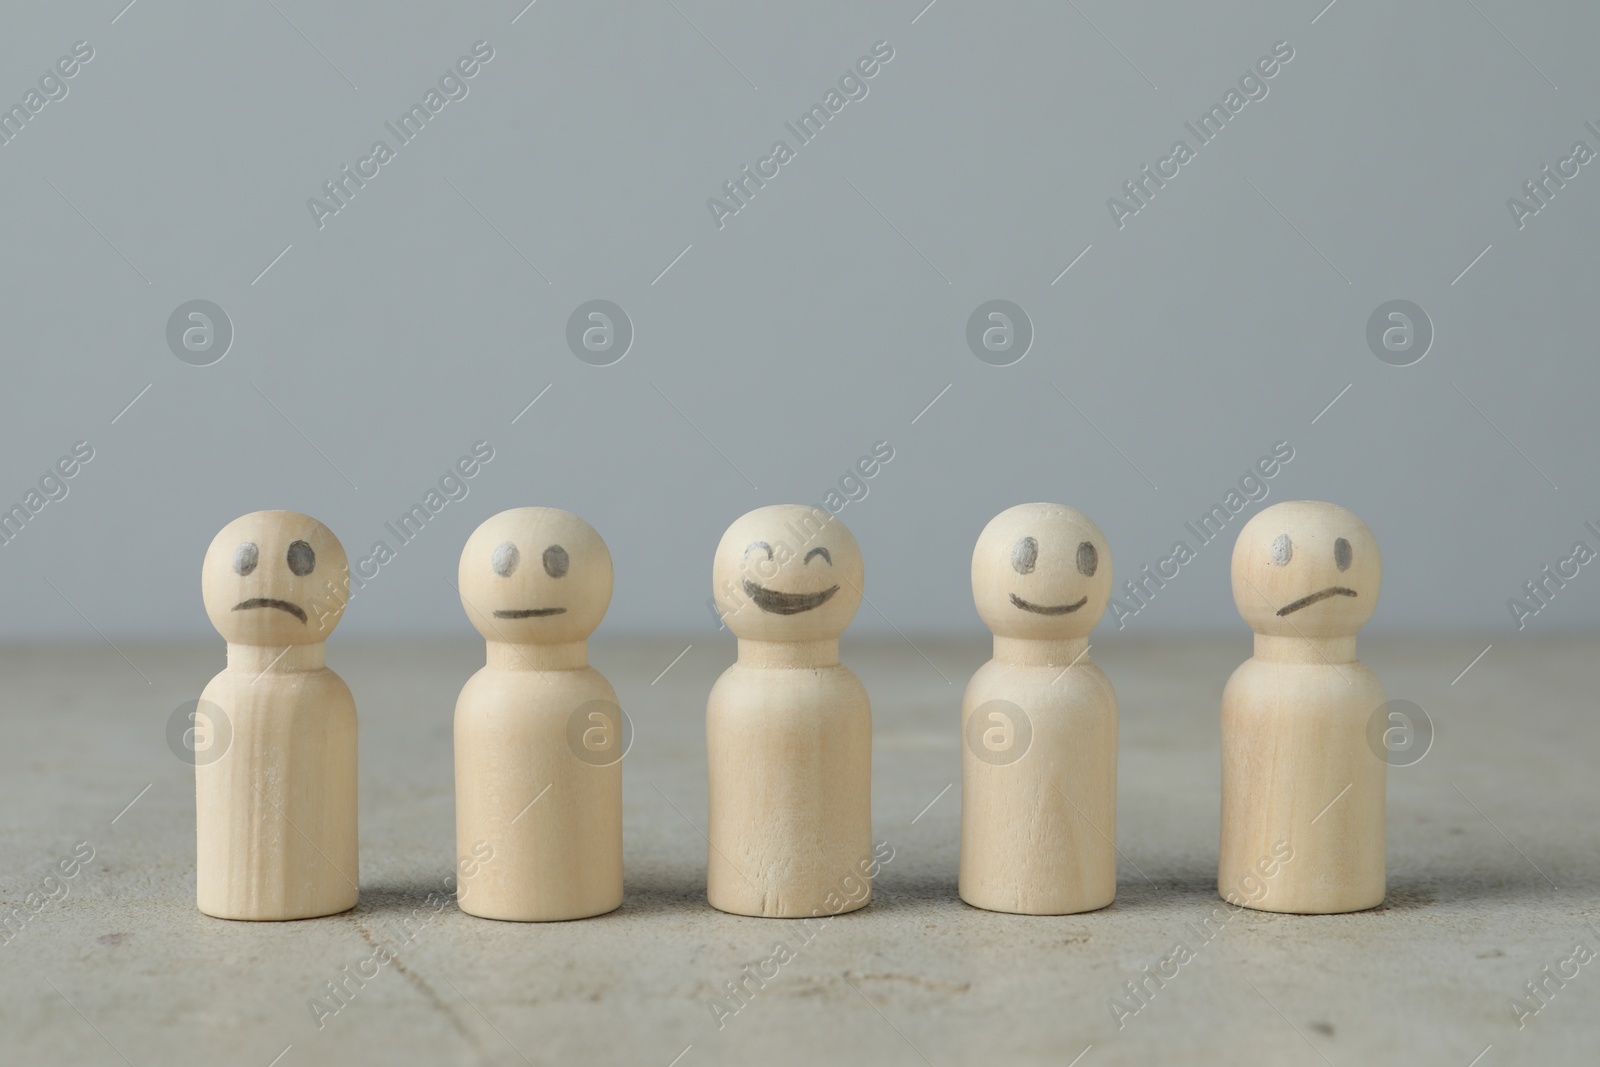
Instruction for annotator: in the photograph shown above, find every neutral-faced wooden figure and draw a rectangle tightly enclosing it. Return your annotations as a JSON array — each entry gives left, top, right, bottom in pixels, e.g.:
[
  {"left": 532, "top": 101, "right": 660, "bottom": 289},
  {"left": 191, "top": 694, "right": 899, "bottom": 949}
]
[
  {"left": 1220, "top": 500, "right": 1386, "bottom": 913},
  {"left": 197, "top": 510, "right": 358, "bottom": 920},
  {"left": 959, "top": 503, "right": 1118, "bottom": 915},
  {"left": 454, "top": 507, "right": 622, "bottom": 921},
  {"left": 707, "top": 505, "right": 872, "bottom": 918}
]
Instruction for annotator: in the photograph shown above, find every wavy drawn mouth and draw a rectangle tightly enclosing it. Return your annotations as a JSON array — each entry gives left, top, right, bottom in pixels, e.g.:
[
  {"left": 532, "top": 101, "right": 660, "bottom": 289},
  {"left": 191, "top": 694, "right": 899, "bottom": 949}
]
[
  {"left": 1276, "top": 587, "right": 1357, "bottom": 616},
  {"left": 234, "top": 598, "right": 307, "bottom": 624},
  {"left": 493, "top": 607, "right": 567, "bottom": 618},
  {"left": 1009, "top": 593, "right": 1088, "bottom": 616},
  {"left": 743, "top": 579, "right": 838, "bottom": 616}
]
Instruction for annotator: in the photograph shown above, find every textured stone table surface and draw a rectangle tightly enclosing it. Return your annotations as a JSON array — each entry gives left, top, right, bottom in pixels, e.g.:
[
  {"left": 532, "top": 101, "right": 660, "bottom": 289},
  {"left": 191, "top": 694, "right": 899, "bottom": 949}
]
[{"left": 2, "top": 635, "right": 1596, "bottom": 1066}]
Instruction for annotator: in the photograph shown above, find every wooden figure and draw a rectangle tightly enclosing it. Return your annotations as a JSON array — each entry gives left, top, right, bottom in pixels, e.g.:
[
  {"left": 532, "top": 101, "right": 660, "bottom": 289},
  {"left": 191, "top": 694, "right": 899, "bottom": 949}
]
[
  {"left": 707, "top": 505, "right": 872, "bottom": 918},
  {"left": 1220, "top": 500, "right": 1385, "bottom": 913},
  {"left": 454, "top": 507, "right": 622, "bottom": 921},
  {"left": 197, "top": 510, "right": 357, "bottom": 920},
  {"left": 959, "top": 503, "right": 1118, "bottom": 915}
]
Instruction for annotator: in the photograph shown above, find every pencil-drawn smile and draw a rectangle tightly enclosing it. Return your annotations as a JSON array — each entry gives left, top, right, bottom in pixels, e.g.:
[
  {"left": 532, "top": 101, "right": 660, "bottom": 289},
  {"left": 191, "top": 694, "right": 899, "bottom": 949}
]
[
  {"left": 1276, "top": 587, "right": 1357, "bottom": 616},
  {"left": 233, "top": 598, "right": 307, "bottom": 624},
  {"left": 1009, "top": 593, "right": 1088, "bottom": 616},
  {"left": 743, "top": 579, "right": 838, "bottom": 615},
  {"left": 493, "top": 607, "right": 567, "bottom": 618}
]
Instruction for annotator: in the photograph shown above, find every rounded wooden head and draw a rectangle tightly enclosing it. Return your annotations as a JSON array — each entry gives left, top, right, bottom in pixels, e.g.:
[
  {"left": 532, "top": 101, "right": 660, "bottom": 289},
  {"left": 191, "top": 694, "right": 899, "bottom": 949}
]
[
  {"left": 202, "top": 510, "right": 349, "bottom": 644},
  {"left": 1232, "top": 500, "right": 1380, "bottom": 637},
  {"left": 972, "top": 503, "right": 1112, "bottom": 639},
  {"left": 712, "top": 505, "right": 863, "bottom": 641},
  {"left": 458, "top": 507, "right": 612, "bottom": 644}
]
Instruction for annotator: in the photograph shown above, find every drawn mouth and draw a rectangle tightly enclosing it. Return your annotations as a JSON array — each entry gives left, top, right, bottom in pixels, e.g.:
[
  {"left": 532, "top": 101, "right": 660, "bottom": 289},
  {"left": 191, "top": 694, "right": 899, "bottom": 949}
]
[
  {"left": 1009, "top": 593, "right": 1088, "bottom": 616},
  {"left": 1276, "top": 587, "right": 1357, "bottom": 616},
  {"left": 493, "top": 607, "right": 567, "bottom": 618},
  {"left": 743, "top": 578, "right": 839, "bottom": 615},
  {"left": 233, "top": 598, "right": 308, "bottom": 624}
]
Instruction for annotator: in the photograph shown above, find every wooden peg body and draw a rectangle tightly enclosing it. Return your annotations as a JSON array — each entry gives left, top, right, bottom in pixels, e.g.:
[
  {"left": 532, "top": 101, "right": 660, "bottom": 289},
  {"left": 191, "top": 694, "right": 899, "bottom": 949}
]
[
  {"left": 454, "top": 508, "right": 623, "bottom": 921},
  {"left": 1219, "top": 500, "right": 1386, "bottom": 913},
  {"left": 197, "top": 510, "right": 358, "bottom": 920},
  {"left": 707, "top": 505, "right": 873, "bottom": 918},
  {"left": 959, "top": 503, "right": 1117, "bottom": 915}
]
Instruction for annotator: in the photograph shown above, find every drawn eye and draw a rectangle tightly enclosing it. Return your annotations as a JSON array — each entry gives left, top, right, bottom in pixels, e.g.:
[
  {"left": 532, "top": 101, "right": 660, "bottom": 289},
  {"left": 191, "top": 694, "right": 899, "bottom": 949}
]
[
  {"left": 1012, "top": 537, "right": 1038, "bottom": 575},
  {"left": 286, "top": 540, "right": 315, "bottom": 576},
  {"left": 1334, "top": 537, "right": 1352, "bottom": 572},
  {"left": 744, "top": 541, "right": 774, "bottom": 560},
  {"left": 1270, "top": 534, "right": 1292, "bottom": 566},
  {"left": 804, "top": 547, "right": 831, "bottom": 565},
  {"left": 543, "top": 545, "right": 569, "bottom": 578},
  {"left": 1076, "top": 541, "right": 1098, "bottom": 577},
  {"left": 491, "top": 542, "right": 519, "bottom": 577},
  {"left": 233, "top": 542, "right": 259, "bottom": 576}
]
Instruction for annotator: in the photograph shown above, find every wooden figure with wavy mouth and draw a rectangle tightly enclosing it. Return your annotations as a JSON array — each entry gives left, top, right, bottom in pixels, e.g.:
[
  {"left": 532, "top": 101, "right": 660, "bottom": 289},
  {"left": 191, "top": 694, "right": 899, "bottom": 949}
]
[
  {"left": 960, "top": 503, "right": 1118, "bottom": 915},
  {"left": 197, "top": 510, "right": 357, "bottom": 920},
  {"left": 454, "top": 507, "right": 622, "bottom": 921},
  {"left": 1220, "top": 500, "right": 1386, "bottom": 913},
  {"left": 707, "top": 505, "right": 872, "bottom": 918}
]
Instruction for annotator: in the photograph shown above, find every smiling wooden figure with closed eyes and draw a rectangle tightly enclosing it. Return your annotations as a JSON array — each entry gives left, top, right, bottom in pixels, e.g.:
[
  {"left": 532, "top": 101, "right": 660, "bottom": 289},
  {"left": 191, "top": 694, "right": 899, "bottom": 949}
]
[
  {"left": 197, "top": 510, "right": 357, "bottom": 920},
  {"left": 960, "top": 503, "right": 1118, "bottom": 915},
  {"left": 454, "top": 507, "right": 623, "bottom": 921},
  {"left": 707, "top": 505, "right": 872, "bottom": 918},
  {"left": 1220, "top": 500, "right": 1385, "bottom": 914}
]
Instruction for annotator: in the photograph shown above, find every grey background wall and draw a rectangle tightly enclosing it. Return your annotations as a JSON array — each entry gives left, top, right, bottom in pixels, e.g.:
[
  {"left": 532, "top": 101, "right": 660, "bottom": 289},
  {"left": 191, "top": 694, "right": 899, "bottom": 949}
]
[{"left": 0, "top": 0, "right": 1595, "bottom": 642}]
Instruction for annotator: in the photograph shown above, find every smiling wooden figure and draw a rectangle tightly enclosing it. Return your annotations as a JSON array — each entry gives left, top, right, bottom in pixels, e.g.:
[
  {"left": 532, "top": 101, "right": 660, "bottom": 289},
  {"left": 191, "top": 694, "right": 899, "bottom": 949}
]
[
  {"left": 1220, "top": 500, "right": 1385, "bottom": 913},
  {"left": 707, "top": 505, "right": 872, "bottom": 918},
  {"left": 959, "top": 503, "right": 1118, "bottom": 915},
  {"left": 455, "top": 507, "right": 623, "bottom": 921},
  {"left": 197, "top": 510, "right": 357, "bottom": 920}
]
